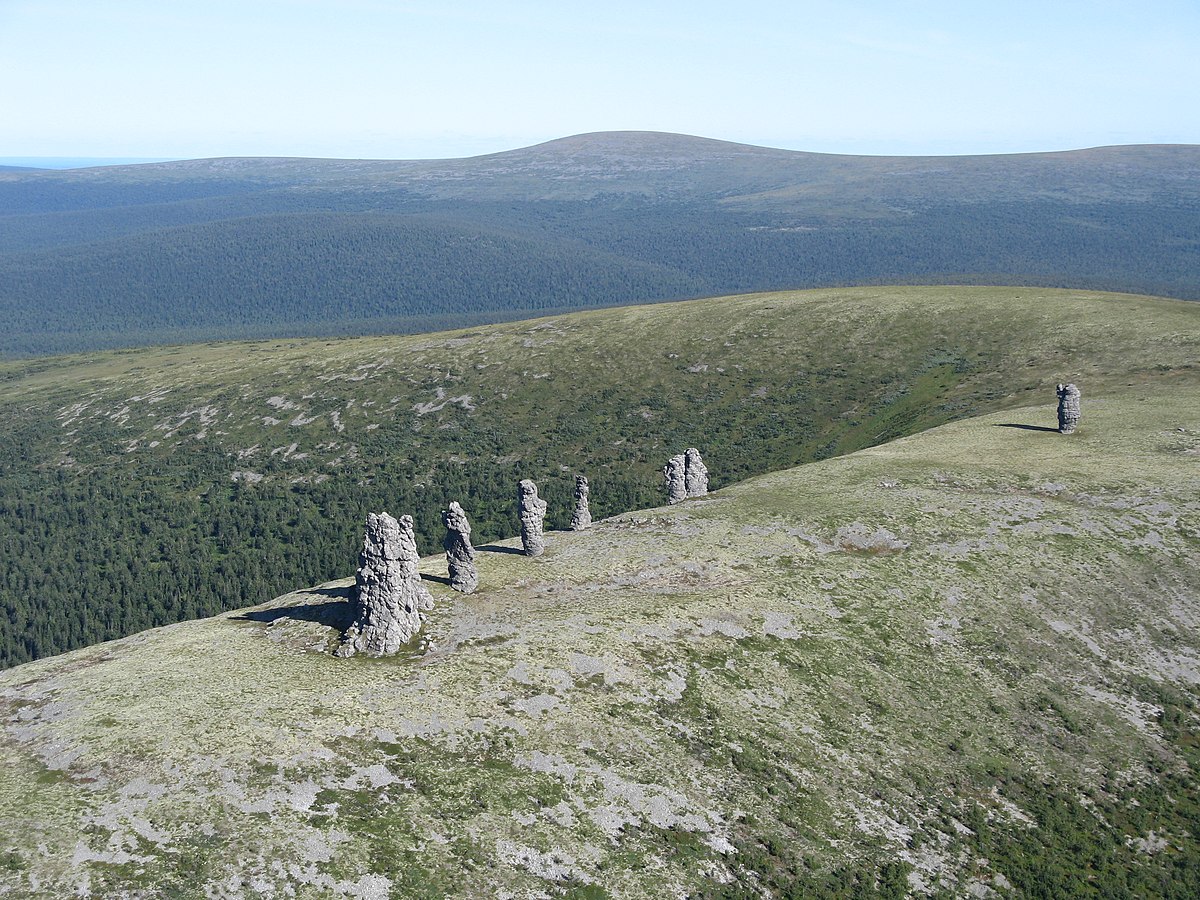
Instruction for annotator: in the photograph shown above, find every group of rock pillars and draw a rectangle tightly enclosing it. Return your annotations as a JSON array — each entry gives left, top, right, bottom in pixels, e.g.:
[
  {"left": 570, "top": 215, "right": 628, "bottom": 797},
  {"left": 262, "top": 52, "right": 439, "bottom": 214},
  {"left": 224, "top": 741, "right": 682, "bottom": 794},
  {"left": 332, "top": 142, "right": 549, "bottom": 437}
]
[
  {"left": 337, "top": 454, "right": 705, "bottom": 657},
  {"left": 338, "top": 383, "right": 1079, "bottom": 658}
]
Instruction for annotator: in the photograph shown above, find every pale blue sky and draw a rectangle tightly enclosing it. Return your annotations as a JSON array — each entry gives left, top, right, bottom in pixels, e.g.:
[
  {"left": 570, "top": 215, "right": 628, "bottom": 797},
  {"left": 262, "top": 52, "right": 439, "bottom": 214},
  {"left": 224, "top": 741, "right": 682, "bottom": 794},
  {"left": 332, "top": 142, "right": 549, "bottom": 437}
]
[{"left": 2, "top": 0, "right": 1197, "bottom": 160}]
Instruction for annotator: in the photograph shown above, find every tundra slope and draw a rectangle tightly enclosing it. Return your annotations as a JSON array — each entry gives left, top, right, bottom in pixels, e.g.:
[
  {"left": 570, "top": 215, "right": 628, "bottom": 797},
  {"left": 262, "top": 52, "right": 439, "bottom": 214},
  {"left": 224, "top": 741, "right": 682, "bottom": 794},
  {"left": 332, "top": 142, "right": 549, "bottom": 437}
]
[
  {"left": 0, "top": 385, "right": 1197, "bottom": 897},
  {"left": 1, "top": 286, "right": 1198, "bottom": 669}
]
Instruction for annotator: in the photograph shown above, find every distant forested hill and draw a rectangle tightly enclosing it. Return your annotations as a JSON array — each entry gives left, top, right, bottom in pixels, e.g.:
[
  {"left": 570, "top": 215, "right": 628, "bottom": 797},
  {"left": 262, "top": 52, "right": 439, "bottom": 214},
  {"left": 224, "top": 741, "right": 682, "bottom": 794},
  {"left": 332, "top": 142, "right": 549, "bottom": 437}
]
[{"left": 1, "top": 132, "right": 1198, "bottom": 355}]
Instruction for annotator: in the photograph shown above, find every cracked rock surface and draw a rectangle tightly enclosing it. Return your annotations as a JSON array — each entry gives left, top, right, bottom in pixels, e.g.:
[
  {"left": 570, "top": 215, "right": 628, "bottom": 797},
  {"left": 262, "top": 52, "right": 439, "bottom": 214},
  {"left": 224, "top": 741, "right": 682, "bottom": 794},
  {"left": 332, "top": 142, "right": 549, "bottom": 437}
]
[
  {"left": 685, "top": 448, "right": 709, "bottom": 498},
  {"left": 1057, "top": 383, "right": 1081, "bottom": 434},
  {"left": 338, "top": 512, "right": 432, "bottom": 656},
  {"left": 663, "top": 454, "right": 687, "bottom": 504},
  {"left": 571, "top": 476, "right": 592, "bottom": 531},
  {"left": 443, "top": 502, "right": 479, "bottom": 594},
  {"left": 519, "top": 479, "right": 548, "bottom": 557}
]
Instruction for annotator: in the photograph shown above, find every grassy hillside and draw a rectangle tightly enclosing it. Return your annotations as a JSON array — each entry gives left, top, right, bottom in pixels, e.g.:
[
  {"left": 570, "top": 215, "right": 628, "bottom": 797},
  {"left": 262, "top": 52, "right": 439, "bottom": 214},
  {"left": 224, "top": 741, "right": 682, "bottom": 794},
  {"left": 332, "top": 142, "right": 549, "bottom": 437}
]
[
  {"left": 2, "top": 133, "right": 1198, "bottom": 355},
  {"left": 0, "top": 383, "right": 1196, "bottom": 896},
  {"left": 0, "top": 286, "right": 1197, "bottom": 669}
]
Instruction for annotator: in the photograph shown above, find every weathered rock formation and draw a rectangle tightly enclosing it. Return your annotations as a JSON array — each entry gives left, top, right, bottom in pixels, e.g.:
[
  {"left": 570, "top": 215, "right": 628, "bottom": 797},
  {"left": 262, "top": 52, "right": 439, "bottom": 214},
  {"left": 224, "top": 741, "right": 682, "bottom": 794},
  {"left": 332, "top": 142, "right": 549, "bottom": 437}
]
[
  {"left": 337, "top": 512, "right": 433, "bottom": 657},
  {"left": 684, "top": 448, "right": 709, "bottom": 498},
  {"left": 1057, "top": 383, "right": 1081, "bottom": 434},
  {"left": 664, "top": 454, "right": 688, "bottom": 504},
  {"left": 518, "top": 479, "right": 548, "bottom": 557},
  {"left": 570, "top": 475, "right": 592, "bottom": 530},
  {"left": 665, "top": 449, "right": 709, "bottom": 503},
  {"left": 442, "top": 502, "right": 478, "bottom": 593}
]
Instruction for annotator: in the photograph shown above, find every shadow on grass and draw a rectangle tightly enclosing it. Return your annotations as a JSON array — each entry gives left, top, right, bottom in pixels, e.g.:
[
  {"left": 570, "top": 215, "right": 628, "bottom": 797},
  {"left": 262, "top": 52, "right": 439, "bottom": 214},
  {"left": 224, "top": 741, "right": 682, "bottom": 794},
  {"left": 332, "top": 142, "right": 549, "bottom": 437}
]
[
  {"left": 421, "top": 573, "right": 452, "bottom": 586},
  {"left": 234, "top": 584, "right": 354, "bottom": 629},
  {"left": 994, "top": 423, "right": 1061, "bottom": 433},
  {"left": 477, "top": 544, "right": 526, "bottom": 555}
]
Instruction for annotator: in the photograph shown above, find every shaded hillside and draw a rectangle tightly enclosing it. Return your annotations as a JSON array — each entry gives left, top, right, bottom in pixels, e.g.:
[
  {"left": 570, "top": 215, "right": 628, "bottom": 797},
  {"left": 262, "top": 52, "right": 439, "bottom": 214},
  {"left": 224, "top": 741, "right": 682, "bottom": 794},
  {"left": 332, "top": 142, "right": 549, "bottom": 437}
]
[
  {"left": 0, "top": 286, "right": 1197, "bottom": 668},
  {"left": 0, "top": 384, "right": 1197, "bottom": 896},
  {"left": 2, "top": 133, "right": 1199, "bottom": 355}
]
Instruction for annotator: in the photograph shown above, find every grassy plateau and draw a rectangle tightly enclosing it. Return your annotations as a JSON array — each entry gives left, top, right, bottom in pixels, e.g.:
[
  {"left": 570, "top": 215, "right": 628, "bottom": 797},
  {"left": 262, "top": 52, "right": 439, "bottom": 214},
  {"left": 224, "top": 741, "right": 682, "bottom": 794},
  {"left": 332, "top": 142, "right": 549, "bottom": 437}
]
[
  {"left": 0, "top": 382, "right": 1196, "bottom": 896},
  {"left": 0, "top": 286, "right": 1196, "bottom": 895}
]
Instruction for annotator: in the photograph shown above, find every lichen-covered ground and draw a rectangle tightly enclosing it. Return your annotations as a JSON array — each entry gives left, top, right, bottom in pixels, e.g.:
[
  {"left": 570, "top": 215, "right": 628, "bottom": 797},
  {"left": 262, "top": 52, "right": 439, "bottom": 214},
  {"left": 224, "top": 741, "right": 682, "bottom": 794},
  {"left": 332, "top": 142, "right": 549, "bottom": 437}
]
[{"left": 0, "top": 388, "right": 1197, "bottom": 898}]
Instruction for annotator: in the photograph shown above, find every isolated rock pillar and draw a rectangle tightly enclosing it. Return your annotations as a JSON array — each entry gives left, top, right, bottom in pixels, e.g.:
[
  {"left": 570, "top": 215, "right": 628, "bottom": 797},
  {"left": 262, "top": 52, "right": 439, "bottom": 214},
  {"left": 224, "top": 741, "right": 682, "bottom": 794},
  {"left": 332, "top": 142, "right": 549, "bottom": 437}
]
[
  {"left": 570, "top": 475, "right": 592, "bottom": 530},
  {"left": 518, "top": 479, "right": 548, "bottom": 557},
  {"left": 684, "top": 448, "right": 709, "bottom": 497},
  {"left": 442, "top": 502, "right": 478, "bottom": 593},
  {"left": 663, "top": 454, "right": 687, "bottom": 504},
  {"left": 1057, "top": 383, "right": 1081, "bottom": 434},
  {"left": 338, "top": 512, "right": 433, "bottom": 657}
]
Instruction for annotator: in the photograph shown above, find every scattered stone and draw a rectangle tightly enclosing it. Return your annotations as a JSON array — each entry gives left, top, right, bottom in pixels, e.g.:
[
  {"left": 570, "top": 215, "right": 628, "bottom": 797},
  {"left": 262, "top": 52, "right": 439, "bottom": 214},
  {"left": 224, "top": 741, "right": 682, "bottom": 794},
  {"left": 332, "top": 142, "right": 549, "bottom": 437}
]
[
  {"left": 518, "top": 479, "right": 548, "bottom": 557},
  {"left": 834, "top": 523, "right": 910, "bottom": 554},
  {"left": 663, "top": 454, "right": 688, "bottom": 504},
  {"left": 338, "top": 512, "right": 433, "bottom": 657},
  {"left": 1057, "top": 383, "right": 1081, "bottom": 434},
  {"left": 442, "top": 502, "right": 478, "bottom": 593},
  {"left": 571, "top": 475, "right": 592, "bottom": 530},
  {"left": 685, "top": 448, "right": 709, "bottom": 498}
]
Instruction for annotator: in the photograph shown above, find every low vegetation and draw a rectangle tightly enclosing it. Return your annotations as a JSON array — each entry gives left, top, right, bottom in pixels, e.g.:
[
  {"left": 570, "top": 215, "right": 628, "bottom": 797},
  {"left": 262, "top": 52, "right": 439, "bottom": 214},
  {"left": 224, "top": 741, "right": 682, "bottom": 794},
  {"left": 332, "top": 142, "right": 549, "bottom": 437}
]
[
  {"left": 1, "top": 286, "right": 1197, "bottom": 668},
  {"left": 0, "top": 381, "right": 1196, "bottom": 895}
]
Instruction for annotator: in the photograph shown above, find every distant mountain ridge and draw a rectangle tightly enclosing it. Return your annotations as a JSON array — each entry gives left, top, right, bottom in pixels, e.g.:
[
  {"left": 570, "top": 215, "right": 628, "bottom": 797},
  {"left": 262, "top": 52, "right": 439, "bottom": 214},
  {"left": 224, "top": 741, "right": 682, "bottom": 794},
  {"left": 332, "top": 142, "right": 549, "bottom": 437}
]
[{"left": 1, "top": 131, "right": 1198, "bottom": 355}]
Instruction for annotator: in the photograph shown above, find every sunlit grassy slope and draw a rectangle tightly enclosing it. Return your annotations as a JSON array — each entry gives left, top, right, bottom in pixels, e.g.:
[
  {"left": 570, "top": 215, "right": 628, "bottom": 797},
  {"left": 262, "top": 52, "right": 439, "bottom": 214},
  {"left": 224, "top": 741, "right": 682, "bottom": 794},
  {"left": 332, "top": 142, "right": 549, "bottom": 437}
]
[
  {"left": 0, "top": 374, "right": 1197, "bottom": 896},
  {"left": 0, "top": 286, "right": 1198, "bottom": 668}
]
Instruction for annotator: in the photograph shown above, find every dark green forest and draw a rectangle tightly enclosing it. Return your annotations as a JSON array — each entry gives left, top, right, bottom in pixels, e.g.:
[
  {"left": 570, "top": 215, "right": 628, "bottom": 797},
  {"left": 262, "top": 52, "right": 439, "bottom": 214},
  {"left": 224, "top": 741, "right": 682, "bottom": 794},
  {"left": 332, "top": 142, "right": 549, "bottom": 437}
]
[
  {"left": 2, "top": 200, "right": 1198, "bottom": 357},
  {"left": 2, "top": 134, "right": 1198, "bottom": 356}
]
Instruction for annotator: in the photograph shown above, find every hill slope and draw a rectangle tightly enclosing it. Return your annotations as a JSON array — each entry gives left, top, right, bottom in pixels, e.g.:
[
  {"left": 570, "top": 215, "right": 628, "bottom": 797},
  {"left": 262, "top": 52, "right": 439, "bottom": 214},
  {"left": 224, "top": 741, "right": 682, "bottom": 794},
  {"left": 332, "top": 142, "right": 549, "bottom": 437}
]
[
  {"left": 0, "top": 384, "right": 1197, "bottom": 897},
  {"left": 1, "top": 286, "right": 1198, "bottom": 669},
  {"left": 2, "top": 132, "right": 1198, "bottom": 355}
]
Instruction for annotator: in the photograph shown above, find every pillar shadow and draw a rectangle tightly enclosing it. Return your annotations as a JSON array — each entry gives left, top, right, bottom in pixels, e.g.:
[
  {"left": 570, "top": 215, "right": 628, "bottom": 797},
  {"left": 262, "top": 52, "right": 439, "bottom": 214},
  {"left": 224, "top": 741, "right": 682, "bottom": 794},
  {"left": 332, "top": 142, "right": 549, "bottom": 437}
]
[
  {"left": 421, "top": 573, "right": 452, "bottom": 586},
  {"left": 477, "top": 544, "right": 527, "bottom": 555},
  {"left": 993, "top": 423, "right": 1061, "bottom": 433},
  {"left": 232, "top": 599, "right": 353, "bottom": 629}
]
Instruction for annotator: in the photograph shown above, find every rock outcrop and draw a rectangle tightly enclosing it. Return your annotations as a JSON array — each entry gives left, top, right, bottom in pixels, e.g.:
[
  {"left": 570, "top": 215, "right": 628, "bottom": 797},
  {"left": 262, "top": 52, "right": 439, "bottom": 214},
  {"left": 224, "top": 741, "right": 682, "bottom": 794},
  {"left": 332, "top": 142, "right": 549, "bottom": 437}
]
[
  {"left": 338, "top": 512, "right": 433, "bottom": 657},
  {"left": 663, "top": 454, "right": 688, "bottom": 504},
  {"left": 684, "top": 448, "right": 709, "bottom": 498},
  {"left": 518, "top": 479, "right": 548, "bottom": 557},
  {"left": 1057, "top": 383, "right": 1081, "bottom": 434},
  {"left": 665, "top": 449, "right": 709, "bottom": 503},
  {"left": 570, "top": 475, "right": 592, "bottom": 530},
  {"left": 442, "top": 502, "right": 478, "bottom": 593}
]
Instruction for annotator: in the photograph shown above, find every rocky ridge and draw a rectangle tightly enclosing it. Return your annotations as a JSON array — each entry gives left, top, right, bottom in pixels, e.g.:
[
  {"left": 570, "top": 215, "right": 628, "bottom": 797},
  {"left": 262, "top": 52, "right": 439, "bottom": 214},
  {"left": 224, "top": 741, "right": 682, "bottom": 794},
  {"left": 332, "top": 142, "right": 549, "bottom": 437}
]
[{"left": 0, "top": 387, "right": 1197, "bottom": 897}]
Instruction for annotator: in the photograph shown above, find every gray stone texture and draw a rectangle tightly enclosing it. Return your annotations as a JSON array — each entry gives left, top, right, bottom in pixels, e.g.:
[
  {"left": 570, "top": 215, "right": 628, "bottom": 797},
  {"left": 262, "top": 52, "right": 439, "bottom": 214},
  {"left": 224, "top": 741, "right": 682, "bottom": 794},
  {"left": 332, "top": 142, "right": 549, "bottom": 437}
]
[
  {"left": 570, "top": 475, "right": 592, "bottom": 530},
  {"left": 443, "top": 502, "right": 478, "bottom": 593},
  {"left": 684, "top": 448, "right": 709, "bottom": 498},
  {"left": 518, "top": 479, "right": 548, "bottom": 557},
  {"left": 338, "top": 512, "right": 432, "bottom": 657},
  {"left": 664, "top": 454, "right": 688, "bottom": 504},
  {"left": 1057, "top": 383, "right": 1081, "bottom": 434}
]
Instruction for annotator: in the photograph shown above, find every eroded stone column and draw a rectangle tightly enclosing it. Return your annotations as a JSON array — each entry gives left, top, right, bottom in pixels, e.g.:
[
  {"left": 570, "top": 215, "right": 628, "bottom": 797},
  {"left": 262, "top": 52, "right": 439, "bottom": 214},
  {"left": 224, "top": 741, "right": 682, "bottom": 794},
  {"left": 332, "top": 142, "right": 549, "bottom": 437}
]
[
  {"left": 442, "top": 501, "right": 478, "bottom": 593},
  {"left": 684, "top": 448, "right": 709, "bottom": 498},
  {"left": 518, "top": 479, "right": 548, "bottom": 557},
  {"left": 663, "top": 454, "right": 687, "bottom": 504},
  {"left": 338, "top": 512, "right": 433, "bottom": 657},
  {"left": 570, "top": 475, "right": 592, "bottom": 530},
  {"left": 1057, "top": 383, "right": 1081, "bottom": 434}
]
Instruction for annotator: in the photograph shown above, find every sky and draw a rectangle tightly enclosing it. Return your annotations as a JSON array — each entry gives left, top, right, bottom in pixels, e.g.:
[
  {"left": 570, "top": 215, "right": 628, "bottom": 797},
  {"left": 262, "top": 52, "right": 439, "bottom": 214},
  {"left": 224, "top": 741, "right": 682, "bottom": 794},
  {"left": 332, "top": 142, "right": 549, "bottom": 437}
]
[{"left": 2, "top": 0, "right": 1198, "bottom": 162}]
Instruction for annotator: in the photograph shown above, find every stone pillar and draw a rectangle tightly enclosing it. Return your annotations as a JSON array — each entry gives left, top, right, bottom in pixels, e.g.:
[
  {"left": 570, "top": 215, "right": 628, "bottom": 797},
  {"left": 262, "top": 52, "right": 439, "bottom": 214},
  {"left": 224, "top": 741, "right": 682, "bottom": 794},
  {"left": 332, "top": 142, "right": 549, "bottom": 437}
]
[
  {"left": 1057, "top": 383, "right": 1081, "bottom": 434},
  {"left": 518, "top": 479, "right": 548, "bottom": 557},
  {"left": 570, "top": 475, "right": 592, "bottom": 530},
  {"left": 684, "top": 448, "right": 709, "bottom": 498},
  {"left": 442, "top": 501, "right": 478, "bottom": 593},
  {"left": 663, "top": 454, "right": 687, "bottom": 504},
  {"left": 338, "top": 512, "right": 433, "bottom": 657}
]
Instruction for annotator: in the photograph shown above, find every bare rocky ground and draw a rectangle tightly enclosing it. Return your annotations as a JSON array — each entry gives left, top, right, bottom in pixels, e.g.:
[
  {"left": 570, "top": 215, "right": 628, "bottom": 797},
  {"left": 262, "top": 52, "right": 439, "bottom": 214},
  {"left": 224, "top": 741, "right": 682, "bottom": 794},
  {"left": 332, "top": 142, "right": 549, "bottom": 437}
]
[{"left": 0, "top": 389, "right": 1197, "bottom": 897}]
